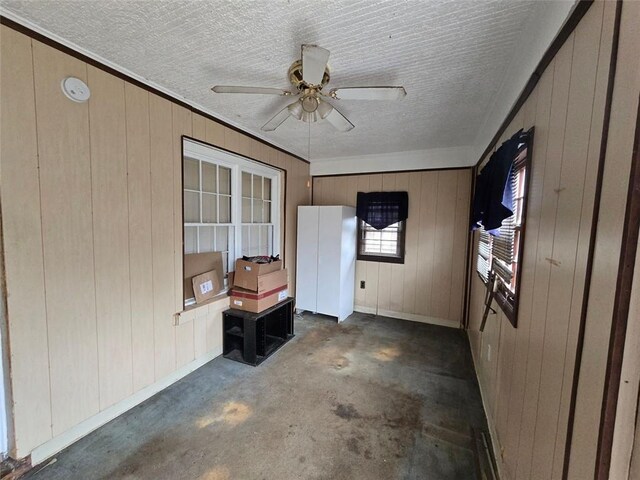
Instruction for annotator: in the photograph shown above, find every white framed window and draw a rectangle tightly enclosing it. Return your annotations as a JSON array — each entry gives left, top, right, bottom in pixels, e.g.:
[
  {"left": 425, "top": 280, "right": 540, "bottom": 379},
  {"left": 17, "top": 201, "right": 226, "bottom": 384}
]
[{"left": 183, "top": 139, "right": 281, "bottom": 276}]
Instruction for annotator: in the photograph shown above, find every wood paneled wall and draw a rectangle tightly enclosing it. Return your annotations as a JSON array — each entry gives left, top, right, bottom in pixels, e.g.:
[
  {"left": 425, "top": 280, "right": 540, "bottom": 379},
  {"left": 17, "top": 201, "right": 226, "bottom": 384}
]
[
  {"left": 0, "top": 25, "right": 310, "bottom": 458},
  {"left": 467, "top": 2, "right": 621, "bottom": 479},
  {"left": 313, "top": 169, "right": 471, "bottom": 326}
]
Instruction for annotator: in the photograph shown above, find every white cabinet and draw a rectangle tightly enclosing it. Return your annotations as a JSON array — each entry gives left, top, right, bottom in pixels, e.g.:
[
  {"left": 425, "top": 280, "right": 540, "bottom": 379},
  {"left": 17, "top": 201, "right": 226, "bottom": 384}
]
[{"left": 296, "top": 206, "right": 356, "bottom": 322}]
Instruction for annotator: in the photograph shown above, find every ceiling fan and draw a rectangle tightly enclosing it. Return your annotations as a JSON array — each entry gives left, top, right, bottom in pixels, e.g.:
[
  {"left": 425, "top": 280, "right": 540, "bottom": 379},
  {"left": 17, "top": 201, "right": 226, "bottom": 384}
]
[{"left": 211, "top": 44, "right": 406, "bottom": 132}]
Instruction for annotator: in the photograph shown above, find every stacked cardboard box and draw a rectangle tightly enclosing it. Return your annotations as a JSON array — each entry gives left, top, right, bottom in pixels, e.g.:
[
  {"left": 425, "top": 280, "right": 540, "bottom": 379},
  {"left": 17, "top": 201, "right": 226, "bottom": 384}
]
[{"left": 230, "top": 259, "right": 289, "bottom": 313}]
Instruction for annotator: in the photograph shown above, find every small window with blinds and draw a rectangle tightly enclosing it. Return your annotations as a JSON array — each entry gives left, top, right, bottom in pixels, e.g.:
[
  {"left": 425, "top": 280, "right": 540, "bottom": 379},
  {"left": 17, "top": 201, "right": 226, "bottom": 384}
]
[
  {"left": 475, "top": 128, "right": 532, "bottom": 326},
  {"left": 357, "top": 220, "right": 406, "bottom": 264}
]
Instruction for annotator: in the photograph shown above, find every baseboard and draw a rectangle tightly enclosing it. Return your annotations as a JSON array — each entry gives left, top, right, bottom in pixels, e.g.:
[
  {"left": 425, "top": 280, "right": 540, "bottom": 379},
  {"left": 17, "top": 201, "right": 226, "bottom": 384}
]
[
  {"left": 466, "top": 332, "right": 502, "bottom": 479},
  {"left": 353, "top": 305, "right": 376, "bottom": 315},
  {"left": 357, "top": 307, "right": 460, "bottom": 329},
  {"left": 30, "top": 347, "right": 222, "bottom": 466}
]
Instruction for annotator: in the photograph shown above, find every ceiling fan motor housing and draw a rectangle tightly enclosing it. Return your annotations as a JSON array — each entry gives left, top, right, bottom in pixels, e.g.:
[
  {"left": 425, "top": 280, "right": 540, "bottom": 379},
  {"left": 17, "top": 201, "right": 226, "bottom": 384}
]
[{"left": 288, "top": 60, "right": 330, "bottom": 90}]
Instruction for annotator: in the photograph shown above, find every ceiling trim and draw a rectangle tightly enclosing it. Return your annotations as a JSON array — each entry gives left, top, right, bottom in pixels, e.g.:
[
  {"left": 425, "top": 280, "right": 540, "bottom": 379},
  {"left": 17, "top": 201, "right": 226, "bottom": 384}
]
[
  {"left": 309, "top": 146, "right": 474, "bottom": 176},
  {"left": 0, "top": 10, "right": 310, "bottom": 165}
]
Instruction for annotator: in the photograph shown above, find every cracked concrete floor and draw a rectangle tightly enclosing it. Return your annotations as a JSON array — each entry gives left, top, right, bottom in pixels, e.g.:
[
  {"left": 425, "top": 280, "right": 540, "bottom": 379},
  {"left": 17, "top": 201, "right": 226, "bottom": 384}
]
[{"left": 25, "top": 312, "right": 488, "bottom": 480}]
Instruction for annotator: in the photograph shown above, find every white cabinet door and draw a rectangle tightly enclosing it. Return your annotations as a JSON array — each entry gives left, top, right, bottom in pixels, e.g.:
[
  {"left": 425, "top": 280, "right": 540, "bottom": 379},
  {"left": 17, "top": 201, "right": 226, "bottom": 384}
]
[
  {"left": 295, "top": 206, "right": 319, "bottom": 312},
  {"left": 316, "top": 207, "right": 343, "bottom": 317}
]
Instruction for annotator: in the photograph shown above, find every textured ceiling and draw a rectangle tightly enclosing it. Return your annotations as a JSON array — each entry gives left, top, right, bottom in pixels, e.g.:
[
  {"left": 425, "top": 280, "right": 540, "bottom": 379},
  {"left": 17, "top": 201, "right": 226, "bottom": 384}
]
[{"left": 3, "top": 0, "right": 541, "bottom": 160}]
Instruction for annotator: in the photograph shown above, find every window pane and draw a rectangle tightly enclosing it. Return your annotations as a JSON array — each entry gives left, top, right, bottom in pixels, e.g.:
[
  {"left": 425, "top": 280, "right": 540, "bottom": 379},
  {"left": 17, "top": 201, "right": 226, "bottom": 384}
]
[
  {"left": 219, "top": 166, "right": 231, "bottom": 195},
  {"left": 242, "top": 197, "right": 251, "bottom": 223},
  {"left": 264, "top": 178, "right": 271, "bottom": 200},
  {"left": 219, "top": 195, "right": 231, "bottom": 223},
  {"left": 250, "top": 225, "right": 260, "bottom": 256},
  {"left": 202, "top": 193, "right": 217, "bottom": 223},
  {"left": 242, "top": 172, "right": 252, "bottom": 197},
  {"left": 259, "top": 225, "right": 272, "bottom": 255},
  {"left": 253, "top": 199, "right": 263, "bottom": 223},
  {"left": 202, "top": 162, "right": 217, "bottom": 193},
  {"left": 184, "top": 191, "right": 200, "bottom": 223},
  {"left": 241, "top": 225, "right": 250, "bottom": 256},
  {"left": 184, "top": 158, "right": 199, "bottom": 190},
  {"left": 184, "top": 226, "right": 197, "bottom": 254},
  {"left": 263, "top": 200, "right": 271, "bottom": 223},
  {"left": 253, "top": 175, "right": 263, "bottom": 199},
  {"left": 198, "top": 226, "right": 215, "bottom": 252},
  {"left": 215, "top": 226, "right": 229, "bottom": 251}
]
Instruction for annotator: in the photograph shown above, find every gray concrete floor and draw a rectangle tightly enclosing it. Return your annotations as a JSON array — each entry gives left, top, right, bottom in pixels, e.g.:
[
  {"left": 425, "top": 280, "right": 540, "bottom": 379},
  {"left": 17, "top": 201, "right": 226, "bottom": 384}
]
[{"left": 25, "top": 312, "right": 489, "bottom": 480}]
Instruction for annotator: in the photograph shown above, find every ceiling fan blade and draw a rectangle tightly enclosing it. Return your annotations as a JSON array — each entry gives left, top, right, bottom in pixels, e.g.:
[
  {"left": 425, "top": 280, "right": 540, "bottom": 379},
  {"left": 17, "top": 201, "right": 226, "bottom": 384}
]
[
  {"left": 301, "top": 45, "right": 330, "bottom": 86},
  {"left": 212, "top": 86, "right": 294, "bottom": 96},
  {"left": 261, "top": 102, "right": 297, "bottom": 131},
  {"left": 323, "top": 104, "right": 354, "bottom": 132},
  {"left": 330, "top": 86, "right": 407, "bottom": 101}
]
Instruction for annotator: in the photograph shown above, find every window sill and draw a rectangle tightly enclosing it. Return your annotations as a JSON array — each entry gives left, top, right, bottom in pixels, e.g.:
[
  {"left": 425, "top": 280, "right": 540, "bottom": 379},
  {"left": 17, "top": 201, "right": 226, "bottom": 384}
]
[
  {"left": 174, "top": 290, "right": 230, "bottom": 326},
  {"left": 357, "top": 254, "right": 405, "bottom": 265}
]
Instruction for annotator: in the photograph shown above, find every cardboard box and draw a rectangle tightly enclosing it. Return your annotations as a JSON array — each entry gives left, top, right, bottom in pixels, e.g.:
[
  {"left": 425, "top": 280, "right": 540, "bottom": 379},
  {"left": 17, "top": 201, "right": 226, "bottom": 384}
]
[
  {"left": 233, "top": 259, "right": 282, "bottom": 291},
  {"left": 230, "top": 285, "right": 289, "bottom": 313},
  {"left": 192, "top": 270, "right": 220, "bottom": 304},
  {"left": 254, "top": 269, "right": 288, "bottom": 295},
  {"left": 184, "top": 252, "right": 225, "bottom": 304}
]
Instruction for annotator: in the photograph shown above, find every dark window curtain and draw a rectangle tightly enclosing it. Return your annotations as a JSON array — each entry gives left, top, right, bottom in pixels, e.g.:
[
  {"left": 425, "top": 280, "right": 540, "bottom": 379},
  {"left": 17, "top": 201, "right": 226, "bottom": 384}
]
[
  {"left": 356, "top": 191, "right": 409, "bottom": 230},
  {"left": 471, "top": 129, "right": 529, "bottom": 234}
]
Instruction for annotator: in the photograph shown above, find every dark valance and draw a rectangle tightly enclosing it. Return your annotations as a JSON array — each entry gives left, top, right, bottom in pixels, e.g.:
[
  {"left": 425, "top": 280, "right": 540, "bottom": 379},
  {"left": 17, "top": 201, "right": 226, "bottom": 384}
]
[{"left": 356, "top": 191, "right": 409, "bottom": 230}]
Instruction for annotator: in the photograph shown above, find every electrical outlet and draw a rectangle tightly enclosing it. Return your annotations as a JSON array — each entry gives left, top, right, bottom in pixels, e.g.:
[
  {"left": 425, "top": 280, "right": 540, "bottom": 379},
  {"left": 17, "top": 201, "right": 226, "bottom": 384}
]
[{"left": 360, "top": 280, "right": 366, "bottom": 289}]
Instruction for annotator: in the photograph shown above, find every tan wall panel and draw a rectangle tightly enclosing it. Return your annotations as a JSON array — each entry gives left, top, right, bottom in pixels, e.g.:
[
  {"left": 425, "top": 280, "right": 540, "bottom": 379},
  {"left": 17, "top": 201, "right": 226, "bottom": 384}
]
[
  {"left": 124, "top": 83, "right": 156, "bottom": 392},
  {"left": 312, "top": 169, "right": 471, "bottom": 324},
  {"left": 568, "top": 1, "right": 640, "bottom": 477},
  {"left": 466, "top": 3, "right": 623, "bottom": 479},
  {"left": 0, "top": 26, "right": 53, "bottom": 455},
  {"left": 173, "top": 105, "right": 194, "bottom": 368},
  {"left": 415, "top": 172, "right": 438, "bottom": 316},
  {"left": 149, "top": 94, "right": 177, "bottom": 379},
  {"left": 87, "top": 65, "right": 134, "bottom": 409},
  {"left": 32, "top": 41, "right": 101, "bottom": 435}
]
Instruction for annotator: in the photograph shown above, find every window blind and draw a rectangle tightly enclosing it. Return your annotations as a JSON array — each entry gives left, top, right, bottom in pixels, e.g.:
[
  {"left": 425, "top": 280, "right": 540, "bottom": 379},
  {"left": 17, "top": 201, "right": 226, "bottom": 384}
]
[
  {"left": 492, "top": 152, "right": 526, "bottom": 290},
  {"left": 477, "top": 229, "right": 492, "bottom": 283}
]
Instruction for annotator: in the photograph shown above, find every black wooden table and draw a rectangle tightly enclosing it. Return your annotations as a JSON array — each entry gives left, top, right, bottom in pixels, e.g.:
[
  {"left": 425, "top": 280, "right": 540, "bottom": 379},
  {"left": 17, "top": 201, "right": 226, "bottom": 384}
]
[{"left": 223, "top": 297, "right": 295, "bottom": 366}]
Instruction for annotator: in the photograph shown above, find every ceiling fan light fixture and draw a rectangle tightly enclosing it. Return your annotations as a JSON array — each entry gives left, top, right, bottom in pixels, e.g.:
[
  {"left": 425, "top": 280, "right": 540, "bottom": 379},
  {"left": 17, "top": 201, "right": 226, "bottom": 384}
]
[
  {"left": 317, "top": 100, "right": 333, "bottom": 120},
  {"left": 301, "top": 94, "right": 320, "bottom": 113},
  {"left": 288, "top": 100, "right": 304, "bottom": 120}
]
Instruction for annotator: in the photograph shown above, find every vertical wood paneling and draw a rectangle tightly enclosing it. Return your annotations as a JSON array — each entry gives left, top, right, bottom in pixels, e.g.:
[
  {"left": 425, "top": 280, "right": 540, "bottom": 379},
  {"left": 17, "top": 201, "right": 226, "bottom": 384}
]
[
  {"left": 465, "top": 4, "right": 621, "bottom": 479},
  {"left": 552, "top": 4, "right": 615, "bottom": 477},
  {"left": 149, "top": 94, "right": 177, "bottom": 380},
  {"left": 568, "top": 1, "right": 640, "bottom": 477},
  {"left": 376, "top": 174, "right": 396, "bottom": 312},
  {"left": 173, "top": 105, "right": 194, "bottom": 368},
  {"left": 389, "top": 174, "right": 409, "bottom": 312},
  {"left": 87, "top": 65, "right": 133, "bottom": 409},
  {"left": 402, "top": 173, "right": 422, "bottom": 314},
  {"left": 530, "top": 6, "right": 604, "bottom": 477},
  {"left": 432, "top": 171, "right": 458, "bottom": 319},
  {"left": 449, "top": 170, "right": 472, "bottom": 321},
  {"left": 502, "top": 76, "right": 546, "bottom": 479},
  {"left": 0, "top": 27, "right": 53, "bottom": 454},
  {"left": 124, "top": 83, "right": 155, "bottom": 392},
  {"left": 205, "top": 119, "right": 225, "bottom": 147},
  {"left": 515, "top": 37, "right": 574, "bottom": 478},
  {"left": 2, "top": 25, "right": 312, "bottom": 459},
  {"left": 191, "top": 113, "right": 206, "bottom": 142},
  {"left": 416, "top": 172, "right": 438, "bottom": 316},
  {"left": 312, "top": 169, "right": 470, "bottom": 324},
  {"left": 32, "top": 41, "right": 100, "bottom": 435}
]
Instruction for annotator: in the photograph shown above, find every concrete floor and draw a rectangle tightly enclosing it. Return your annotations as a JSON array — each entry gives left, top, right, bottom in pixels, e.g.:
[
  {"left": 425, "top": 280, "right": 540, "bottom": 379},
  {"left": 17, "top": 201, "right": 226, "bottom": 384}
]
[{"left": 25, "top": 312, "right": 489, "bottom": 480}]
